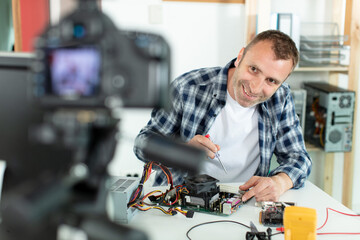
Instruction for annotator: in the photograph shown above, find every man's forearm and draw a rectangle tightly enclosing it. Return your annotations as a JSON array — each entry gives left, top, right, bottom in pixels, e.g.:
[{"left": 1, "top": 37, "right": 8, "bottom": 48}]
[{"left": 270, "top": 172, "right": 294, "bottom": 195}]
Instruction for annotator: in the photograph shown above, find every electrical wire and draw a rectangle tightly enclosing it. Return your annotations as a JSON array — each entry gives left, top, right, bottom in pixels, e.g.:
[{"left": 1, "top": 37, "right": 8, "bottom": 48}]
[
  {"left": 134, "top": 204, "right": 174, "bottom": 215},
  {"left": 311, "top": 97, "right": 326, "bottom": 147},
  {"left": 127, "top": 161, "right": 153, "bottom": 207},
  {"left": 316, "top": 207, "right": 360, "bottom": 235},
  {"left": 127, "top": 161, "right": 192, "bottom": 217},
  {"left": 270, "top": 232, "right": 284, "bottom": 237},
  {"left": 162, "top": 185, "right": 188, "bottom": 206},
  {"left": 186, "top": 220, "right": 251, "bottom": 240},
  {"left": 186, "top": 220, "right": 284, "bottom": 240},
  {"left": 319, "top": 124, "right": 325, "bottom": 147},
  {"left": 128, "top": 160, "right": 174, "bottom": 206}
]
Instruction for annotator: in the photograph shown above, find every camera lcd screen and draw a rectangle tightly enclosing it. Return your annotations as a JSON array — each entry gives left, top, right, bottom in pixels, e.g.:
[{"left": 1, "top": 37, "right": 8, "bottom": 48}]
[{"left": 49, "top": 47, "right": 101, "bottom": 97}]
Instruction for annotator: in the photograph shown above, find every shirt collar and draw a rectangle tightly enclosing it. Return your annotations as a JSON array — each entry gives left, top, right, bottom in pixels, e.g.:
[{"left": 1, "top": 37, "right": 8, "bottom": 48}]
[{"left": 212, "top": 58, "right": 236, "bottom": 102}]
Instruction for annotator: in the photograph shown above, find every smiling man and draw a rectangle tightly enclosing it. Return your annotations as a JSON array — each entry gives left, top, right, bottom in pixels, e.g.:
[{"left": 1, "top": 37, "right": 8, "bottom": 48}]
[{"left": 134, "top": 30, "right": 312, "bottom": 202}]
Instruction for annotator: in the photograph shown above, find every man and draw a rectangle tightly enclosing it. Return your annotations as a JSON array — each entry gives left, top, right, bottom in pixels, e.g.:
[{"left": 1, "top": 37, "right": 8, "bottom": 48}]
[{"left": 134, "top": 30, "right": 312, "bottom": 202}]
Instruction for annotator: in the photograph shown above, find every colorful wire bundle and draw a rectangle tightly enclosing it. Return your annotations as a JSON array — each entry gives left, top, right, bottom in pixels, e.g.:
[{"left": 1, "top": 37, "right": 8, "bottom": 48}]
[
  {"left": 127, "top": 161, "right": 192, "bottom": 217},
  {"left": 127, "top": 161, "right": 153, "bottom": 208},
  {"left": 162, "top": 185, "right": 189, "bottom": 206},
  {"left": 311, "top": 98, "right": 326, "bottom": 147}
]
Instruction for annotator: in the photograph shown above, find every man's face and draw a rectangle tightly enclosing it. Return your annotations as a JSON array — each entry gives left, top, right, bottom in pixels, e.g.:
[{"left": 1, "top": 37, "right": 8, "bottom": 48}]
[{"left": 229, "top": 40, "right": 293, "bottom": 108}]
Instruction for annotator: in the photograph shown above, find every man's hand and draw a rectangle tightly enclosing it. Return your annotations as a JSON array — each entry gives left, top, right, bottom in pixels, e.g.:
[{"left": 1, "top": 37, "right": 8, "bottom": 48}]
[
  {"left": 239, "top": 173, "right": 293, "bottom": 202},
  {"left": 187, "top": 134, "right": 220, "bottom": 159}
]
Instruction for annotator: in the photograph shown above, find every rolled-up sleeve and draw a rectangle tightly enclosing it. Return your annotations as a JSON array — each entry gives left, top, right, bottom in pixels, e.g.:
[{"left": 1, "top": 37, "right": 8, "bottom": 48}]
[
  {"left": 133, "top": 78, "right": 183, "bottom": 162},
  {"left": 269, "top": 89, "right": 312, "bottom": 189}
]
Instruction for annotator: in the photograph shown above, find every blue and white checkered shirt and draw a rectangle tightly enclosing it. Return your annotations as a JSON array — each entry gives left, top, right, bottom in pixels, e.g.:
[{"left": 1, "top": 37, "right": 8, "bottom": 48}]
[{"left": 134, "top": 59, "right": 312, "bottom": 189}]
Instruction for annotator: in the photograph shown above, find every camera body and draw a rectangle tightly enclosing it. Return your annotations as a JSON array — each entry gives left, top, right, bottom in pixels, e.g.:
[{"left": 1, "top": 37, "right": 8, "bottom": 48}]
[
  {"left": 28, "top": 1, "right": 174, "bottom": 181},
  {"left": 32, "top": 2, "right": 170, "bottom": 109}
]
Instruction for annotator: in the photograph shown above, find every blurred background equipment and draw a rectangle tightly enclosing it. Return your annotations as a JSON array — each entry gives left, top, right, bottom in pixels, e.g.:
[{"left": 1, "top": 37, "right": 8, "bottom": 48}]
[
  {"left": 0, "top": 0, "right": 205, "bottom": 239},
  {"left": 141, "top": 134, "right": 207, "bottom": 174},
  {"left": 31, "top": 2, "right": 170, "bottom": 109},
  {"left": 107, "top": 176, "right": 140, "bottom": 224},
  {"left": 291, "top": 89, "right": 307, "bottom": 135},
  {"left": 0, "top": 52, "right": 72, "bottom": 191},
  {"left": 299, "top": 22, "right": 349, "bottom": 67},
  {"left": 303, "top": 82, "right": 355, "bottom": 152}
]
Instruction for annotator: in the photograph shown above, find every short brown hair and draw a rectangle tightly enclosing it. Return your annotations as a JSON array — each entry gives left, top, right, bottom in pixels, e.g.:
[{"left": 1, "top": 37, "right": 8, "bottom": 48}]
[{"left": 244, "top": 30, "right": 299, "bottom": 69}]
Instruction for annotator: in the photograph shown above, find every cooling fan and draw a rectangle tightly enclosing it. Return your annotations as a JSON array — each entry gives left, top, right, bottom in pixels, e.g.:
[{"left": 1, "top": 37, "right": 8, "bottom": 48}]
[{"left": 184, "top": 174, "right": 219, "bottom": 194}]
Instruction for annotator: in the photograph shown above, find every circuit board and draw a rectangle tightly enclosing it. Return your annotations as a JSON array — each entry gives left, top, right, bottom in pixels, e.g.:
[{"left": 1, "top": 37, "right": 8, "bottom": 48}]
[
  {"left": 150, "top": 174, "right": 248, "bottom": 216},
  {"left": 258, "top": 201, "right": 296, "bottom": 226},
  {"left": 179, "top": 191, "right": 247, "bottom": 216}
]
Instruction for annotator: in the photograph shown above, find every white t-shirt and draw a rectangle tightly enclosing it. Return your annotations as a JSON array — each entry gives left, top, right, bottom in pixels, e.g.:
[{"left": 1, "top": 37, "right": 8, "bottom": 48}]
[{"left": 201, "top": 91, "right": 260, "bottom": 182}]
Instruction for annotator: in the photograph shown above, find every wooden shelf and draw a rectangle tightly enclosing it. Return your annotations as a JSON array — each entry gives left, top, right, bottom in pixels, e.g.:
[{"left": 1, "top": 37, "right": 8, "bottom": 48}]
[{"left": 294, "top": 66, "right": 349, "bottom": 72}]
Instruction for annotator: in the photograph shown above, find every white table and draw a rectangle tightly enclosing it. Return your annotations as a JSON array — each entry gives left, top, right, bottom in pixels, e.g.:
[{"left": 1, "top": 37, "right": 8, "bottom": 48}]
[
  {"left": 1, "top": 161, "right": 359, "bottom": 240},
  {"left": 127, "top": 181, "right": 360, "bottom": 240}
]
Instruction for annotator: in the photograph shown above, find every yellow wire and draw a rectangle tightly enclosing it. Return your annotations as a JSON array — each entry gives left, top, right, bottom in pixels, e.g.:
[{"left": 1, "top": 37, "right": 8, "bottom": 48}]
[{"left": 319, "top": 125, "right": 325, "bottom": 147}]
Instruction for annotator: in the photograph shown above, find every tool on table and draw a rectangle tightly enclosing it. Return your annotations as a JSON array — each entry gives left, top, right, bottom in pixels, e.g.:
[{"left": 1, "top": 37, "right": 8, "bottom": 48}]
[
  {"left": 205, "top": 134, "right": 227, "bottom": 174},
  {"left": 283, "top": 206, "right": 316, "bottom": 240},
  {"left": 246, "top": 221, "right": 269, "bottom": 240}
]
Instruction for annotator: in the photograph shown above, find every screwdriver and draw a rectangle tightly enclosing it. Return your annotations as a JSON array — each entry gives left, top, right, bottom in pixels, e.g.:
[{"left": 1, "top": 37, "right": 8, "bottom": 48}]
[{"left": 205, "top": 134, "right": 228, "bottom": 174}]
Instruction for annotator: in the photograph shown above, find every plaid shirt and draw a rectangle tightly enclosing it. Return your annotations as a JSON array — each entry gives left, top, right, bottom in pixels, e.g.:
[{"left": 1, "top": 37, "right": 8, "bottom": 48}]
[{"left": 134, "top": 59, "right": 312, "bottom": 189}]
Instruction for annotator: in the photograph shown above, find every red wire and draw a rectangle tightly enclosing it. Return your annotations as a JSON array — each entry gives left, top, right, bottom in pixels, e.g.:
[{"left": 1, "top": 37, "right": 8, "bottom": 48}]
[
  {"left": 318, "top": 232, "right": 360, "bottom": 235},
  {"left": 152, "top": 162, "right": 173, "bottom": 187},
  {"left": 316, "top": 207, "right": 360, "bottom": 235}
]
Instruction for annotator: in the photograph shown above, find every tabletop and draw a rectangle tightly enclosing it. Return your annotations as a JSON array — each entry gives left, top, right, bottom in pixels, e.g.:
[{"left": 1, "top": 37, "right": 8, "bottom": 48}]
[{"left": 126, "top": 181, "right": 360, "bottom": 240}]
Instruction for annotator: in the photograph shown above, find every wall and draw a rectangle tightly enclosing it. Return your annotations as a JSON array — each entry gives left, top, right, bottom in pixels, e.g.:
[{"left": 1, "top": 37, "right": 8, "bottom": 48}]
[
  {"left": 102, "top": 0, "right": 245, "bottom": 79},
  {"left": 14, "top": 0, "right": 50, "bottom": 52},
  {"left": 101, "top": 0, "right": 245, "bottom": 177}
]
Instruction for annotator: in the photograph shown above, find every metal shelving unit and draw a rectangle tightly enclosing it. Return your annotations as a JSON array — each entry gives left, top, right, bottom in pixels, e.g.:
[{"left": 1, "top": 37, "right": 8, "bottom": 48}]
[{"left": 245, "top": 0, "right": 359, "bottom": 208}]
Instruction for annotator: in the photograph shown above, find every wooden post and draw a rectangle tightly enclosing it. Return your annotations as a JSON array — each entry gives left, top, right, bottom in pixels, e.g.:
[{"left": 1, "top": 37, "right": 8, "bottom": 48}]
[
  {"left": 343, "top": 0, "right": 359, "bottom": 208},
  {"left": 245, "top": 0, "right": 257, "bottom": 44},
  {"left": 323, "top": 153, "right": 334, "bottom": 195},
  {"left": 11, "top": 0, "right": 22, "bottom": 51}
]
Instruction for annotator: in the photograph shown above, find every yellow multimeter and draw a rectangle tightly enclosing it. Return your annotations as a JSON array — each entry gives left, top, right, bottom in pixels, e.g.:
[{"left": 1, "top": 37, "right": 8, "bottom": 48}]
[{"left": 283, "top": 206, "right": 317, "bottom": 240}]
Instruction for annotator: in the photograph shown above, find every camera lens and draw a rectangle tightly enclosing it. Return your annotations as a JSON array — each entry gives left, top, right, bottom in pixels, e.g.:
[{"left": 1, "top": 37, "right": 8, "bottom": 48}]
[{"left": 73, "top": 24, "right": 86, "bottom": 39}]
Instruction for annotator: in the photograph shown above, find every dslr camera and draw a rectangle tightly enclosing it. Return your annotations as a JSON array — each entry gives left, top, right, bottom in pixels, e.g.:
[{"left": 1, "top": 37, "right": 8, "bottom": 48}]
[{"left": 32, "top": 0, "right": 170, "bottom": 109}]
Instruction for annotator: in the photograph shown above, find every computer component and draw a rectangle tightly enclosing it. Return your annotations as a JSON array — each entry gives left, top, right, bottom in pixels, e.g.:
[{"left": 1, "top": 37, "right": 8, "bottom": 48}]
[
  {"left": 258, "top": 201, "right": 295, "bottom": 226},
  {"left": 303, "top": 82, "right": 355, "bottom": 152},
  {"left": 107, "top": 176, "right": 140, "bottom": 224},
  {"left": 291, "top": 89, "right": 307, "bottom": 134},
  {"left": 181, "top": 174, "right": 221, "bottom": 211}
]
